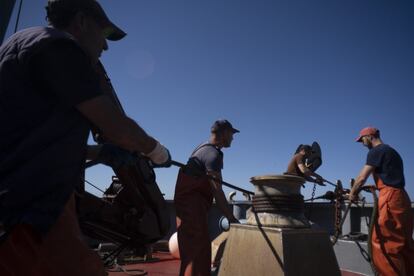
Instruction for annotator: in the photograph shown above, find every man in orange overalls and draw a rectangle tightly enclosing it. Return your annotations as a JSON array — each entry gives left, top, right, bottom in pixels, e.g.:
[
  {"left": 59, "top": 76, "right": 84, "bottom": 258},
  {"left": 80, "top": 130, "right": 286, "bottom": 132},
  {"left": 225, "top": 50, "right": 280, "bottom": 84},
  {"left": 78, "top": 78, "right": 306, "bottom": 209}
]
[
  {"left": 349, "top": 127, "right": 414, "bottom": 276},
  {"left": 174, "top": 119, "right": 240, "bottom": 276}
]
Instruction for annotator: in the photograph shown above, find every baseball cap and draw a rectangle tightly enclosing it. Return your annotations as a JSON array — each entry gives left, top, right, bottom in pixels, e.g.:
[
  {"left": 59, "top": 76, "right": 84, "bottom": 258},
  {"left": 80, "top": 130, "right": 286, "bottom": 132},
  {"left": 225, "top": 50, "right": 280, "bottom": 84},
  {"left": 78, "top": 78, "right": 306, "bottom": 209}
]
[
  {"left": 355, "top": 127, "right": 379, "bottom": 142},
  {"left": 211, "top": 119, "right": 240, "bottom": 134},
  {"left": 47, "top": 0, "right": 126, "bottom": 41}
]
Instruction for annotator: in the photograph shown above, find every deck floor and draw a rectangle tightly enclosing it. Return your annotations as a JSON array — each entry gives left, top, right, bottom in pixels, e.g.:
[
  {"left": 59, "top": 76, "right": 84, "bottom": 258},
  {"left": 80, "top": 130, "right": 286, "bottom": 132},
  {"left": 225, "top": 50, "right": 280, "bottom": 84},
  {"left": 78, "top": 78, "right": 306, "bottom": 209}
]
[
  {"left": 107, "top": 252, "right": 180, "bottom": 276},
  {"left": 106, "top": 252, "right": 366, "bottom": 276}
]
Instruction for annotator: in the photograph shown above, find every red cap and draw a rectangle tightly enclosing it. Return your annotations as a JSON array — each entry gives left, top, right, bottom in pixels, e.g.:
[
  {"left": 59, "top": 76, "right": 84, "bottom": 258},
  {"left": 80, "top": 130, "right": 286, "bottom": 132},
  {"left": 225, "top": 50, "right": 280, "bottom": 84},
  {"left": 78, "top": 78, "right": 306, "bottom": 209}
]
[{"left": 355, "top": 127, "right": 379, "bottom": 142}]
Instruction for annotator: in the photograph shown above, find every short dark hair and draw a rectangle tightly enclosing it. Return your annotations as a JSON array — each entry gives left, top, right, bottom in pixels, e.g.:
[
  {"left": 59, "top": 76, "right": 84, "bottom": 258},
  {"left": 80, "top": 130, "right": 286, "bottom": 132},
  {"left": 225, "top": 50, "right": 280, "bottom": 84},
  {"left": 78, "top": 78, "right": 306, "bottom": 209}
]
[{"left": 299, "top": 145, "right": 312, "bottom": 152}]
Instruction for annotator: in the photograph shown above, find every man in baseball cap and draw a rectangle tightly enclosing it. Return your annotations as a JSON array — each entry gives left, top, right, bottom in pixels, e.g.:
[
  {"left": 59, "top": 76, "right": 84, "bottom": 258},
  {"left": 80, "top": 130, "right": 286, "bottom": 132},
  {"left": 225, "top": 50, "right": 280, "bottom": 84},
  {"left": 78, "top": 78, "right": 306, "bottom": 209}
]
[
  {"left": 0, "top": 1, "right": 171, "bottom": 275},
  {"left": 211, "top": 119, "right": 240, "bottom": 134},
  {"left": 355, "top": 126, "right": 379, "bottom": 143},
  {"left": 46, "top": 0, "right": 126, "bottom": 41},
  {"left": 174, "top": 119, "right": 239, "bottom": 275},
  {"left": 349, "top": 127, "right": 414, "bottom": 275}
]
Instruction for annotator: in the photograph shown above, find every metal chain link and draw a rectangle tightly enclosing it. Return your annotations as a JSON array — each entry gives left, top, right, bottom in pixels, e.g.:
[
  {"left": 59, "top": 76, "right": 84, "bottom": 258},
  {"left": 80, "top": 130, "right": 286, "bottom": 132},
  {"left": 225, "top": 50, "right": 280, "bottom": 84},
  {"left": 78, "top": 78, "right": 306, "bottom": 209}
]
[
  {"left": 311, "top": 183, "right": 317, "bottom": 201},
  {"left": 307, "top": 183, "right": 317, "bottom": 220},
  {"left": 334, "top": 195, "right": 342, "bottom": 239},
  {"left": 331, "top": 183, "right": 345, "bottom": 245}
]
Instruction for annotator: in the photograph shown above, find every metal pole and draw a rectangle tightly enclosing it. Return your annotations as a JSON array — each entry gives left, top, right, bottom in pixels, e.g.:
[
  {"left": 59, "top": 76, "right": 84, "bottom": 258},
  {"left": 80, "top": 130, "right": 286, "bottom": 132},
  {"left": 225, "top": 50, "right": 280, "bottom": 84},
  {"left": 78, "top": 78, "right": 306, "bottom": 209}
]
[{"left": 0, "top": 0, "right": 16, "bottom": 43}]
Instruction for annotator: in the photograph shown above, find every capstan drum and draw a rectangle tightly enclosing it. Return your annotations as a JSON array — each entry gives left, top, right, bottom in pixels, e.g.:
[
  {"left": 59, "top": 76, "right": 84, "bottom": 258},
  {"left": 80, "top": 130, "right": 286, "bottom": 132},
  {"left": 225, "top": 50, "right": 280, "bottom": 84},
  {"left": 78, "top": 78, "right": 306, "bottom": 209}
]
[{"left": 247, "top": 174, "right": 309, "bottom": 228}]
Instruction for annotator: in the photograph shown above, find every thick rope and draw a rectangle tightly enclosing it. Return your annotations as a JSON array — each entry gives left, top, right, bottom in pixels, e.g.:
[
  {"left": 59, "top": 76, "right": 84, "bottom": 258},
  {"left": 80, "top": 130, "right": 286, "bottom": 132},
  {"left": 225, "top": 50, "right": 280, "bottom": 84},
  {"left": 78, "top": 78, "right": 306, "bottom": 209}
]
[
  {"left": 13, "top": 0, "right": 23, "bottom": 33},
  {"left": 367, "top": 187, "right": 378, "bottom": 275}
]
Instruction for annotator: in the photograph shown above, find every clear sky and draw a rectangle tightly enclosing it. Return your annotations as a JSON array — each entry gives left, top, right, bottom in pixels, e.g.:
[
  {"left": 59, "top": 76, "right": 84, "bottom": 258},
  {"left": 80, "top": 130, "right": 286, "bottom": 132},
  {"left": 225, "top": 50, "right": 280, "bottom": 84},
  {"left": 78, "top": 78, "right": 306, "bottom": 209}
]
[{"left": 4, "top": 0, "right": 414, "bottom": 201}]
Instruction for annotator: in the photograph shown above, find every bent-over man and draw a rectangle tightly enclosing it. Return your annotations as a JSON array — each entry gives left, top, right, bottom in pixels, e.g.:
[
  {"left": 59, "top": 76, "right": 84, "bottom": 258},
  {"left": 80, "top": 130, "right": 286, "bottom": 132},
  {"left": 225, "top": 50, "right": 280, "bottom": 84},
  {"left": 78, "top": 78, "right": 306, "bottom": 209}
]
[
  {"left": 349, "top": 127, "right": 414, "bottom": 276},
  {"left": 0, "top": 1, "right": 170, "bottom": 275},
  {"left": 285, "top": 144, "right": 324, "bottom": 183}
]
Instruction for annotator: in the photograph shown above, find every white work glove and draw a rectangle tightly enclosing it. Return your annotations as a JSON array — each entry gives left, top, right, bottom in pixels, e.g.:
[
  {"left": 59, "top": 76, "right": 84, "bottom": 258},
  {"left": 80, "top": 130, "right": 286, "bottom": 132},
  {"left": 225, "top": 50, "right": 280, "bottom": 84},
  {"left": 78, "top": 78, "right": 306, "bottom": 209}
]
[{"left": 145, "top": 141, "right": 171, "bottom": 167}]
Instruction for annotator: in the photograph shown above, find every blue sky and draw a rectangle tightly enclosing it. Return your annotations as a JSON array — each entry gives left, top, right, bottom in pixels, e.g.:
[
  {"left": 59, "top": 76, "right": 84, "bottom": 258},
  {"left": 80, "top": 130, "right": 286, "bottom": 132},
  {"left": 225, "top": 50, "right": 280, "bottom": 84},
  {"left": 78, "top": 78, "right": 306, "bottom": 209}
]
[{"left": 4, "top": 0, "right": 414, "bottom": 201}]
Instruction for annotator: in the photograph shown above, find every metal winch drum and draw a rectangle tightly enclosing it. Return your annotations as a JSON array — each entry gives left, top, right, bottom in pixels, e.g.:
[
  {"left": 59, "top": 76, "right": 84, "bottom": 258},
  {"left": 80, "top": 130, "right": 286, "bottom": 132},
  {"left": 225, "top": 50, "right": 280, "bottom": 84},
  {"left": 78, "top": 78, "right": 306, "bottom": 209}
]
[{"left": 247, "top": 174, "right": 309, "bottom": 228}]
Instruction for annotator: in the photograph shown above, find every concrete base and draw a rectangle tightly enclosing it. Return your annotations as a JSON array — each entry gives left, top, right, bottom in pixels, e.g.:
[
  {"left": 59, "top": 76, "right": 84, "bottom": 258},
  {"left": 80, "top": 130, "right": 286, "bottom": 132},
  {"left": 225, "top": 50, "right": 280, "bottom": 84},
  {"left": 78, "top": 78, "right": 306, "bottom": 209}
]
[
  {"left": 218, "top": 224, "right": 341, "bottom": 276},
  {"left": 212, "top": 231, "right": 229, "bottom": 266}
]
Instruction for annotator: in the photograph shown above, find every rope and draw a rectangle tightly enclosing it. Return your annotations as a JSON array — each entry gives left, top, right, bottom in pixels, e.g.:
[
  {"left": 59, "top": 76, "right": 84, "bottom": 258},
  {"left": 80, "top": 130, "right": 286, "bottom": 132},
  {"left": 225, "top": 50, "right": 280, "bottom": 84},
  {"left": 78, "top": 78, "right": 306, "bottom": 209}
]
[
  {"left": 106, "top": 262, "right": 147, "bottom": 276},
  {"left": 102, "top": 242, "right": 148, "bottom": 275},
  {"left": 83, "top": 178, "right": 106, "bottom": 194},
  {"left": 171, "top": 160, "right": 254, "bottom": 195},
  {"left": 330, "top": 186, "right": 398, "bottom": 275},
  {"left": 252, "top": 194, "right": 304, "bottom": 213},
  {"left": 366, "top": 189, "right": 378, "bottom": 275},
  {"left": 102, "top": 243, "right": 128, "bottom": 267},
  {"left": 13, "top": 0, "right": 23, "bottom": 33}
]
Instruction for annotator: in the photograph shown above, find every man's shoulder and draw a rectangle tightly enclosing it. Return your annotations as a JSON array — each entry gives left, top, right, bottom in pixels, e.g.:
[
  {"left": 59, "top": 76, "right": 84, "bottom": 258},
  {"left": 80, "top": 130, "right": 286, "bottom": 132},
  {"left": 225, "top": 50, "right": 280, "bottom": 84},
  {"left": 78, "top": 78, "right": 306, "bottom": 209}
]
[
  {"left": 194, "top": 143, "right": 221, "bottom": 157},
  {"left": 293, "top": 153, "right": 304, "bottom": 163},
  {"left": 367, "top": 144, "right": 397, "bottom": 162},
  {"left": 12, "top": 26, "right": 73, "bottom": 42},
  {"left": 370, "top": 144, "right": 392, "bottom": 154},
  {"left": 1, "top": 26, "right": 81, "bottom": 62}
]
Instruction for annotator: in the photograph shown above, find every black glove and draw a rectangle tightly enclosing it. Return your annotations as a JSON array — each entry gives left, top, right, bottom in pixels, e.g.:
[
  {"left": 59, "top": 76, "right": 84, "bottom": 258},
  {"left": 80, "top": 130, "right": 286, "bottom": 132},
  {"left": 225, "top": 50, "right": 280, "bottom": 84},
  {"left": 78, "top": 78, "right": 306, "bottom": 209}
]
[{"left": 96, "top": 144, "right": 135, "bottom": 169}]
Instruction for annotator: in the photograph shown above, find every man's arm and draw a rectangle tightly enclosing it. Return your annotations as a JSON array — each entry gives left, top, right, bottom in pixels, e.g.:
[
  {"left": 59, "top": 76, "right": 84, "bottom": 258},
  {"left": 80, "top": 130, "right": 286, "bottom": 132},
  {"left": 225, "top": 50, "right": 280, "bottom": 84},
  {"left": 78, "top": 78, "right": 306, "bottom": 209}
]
[
  {"left": 348, "top": 165, "right": 375, "bottom": 201},
  {"left": 298, "top": 163, "right": 323, "bottom": 182},
  {"left": 30, "top": 40, "right": 169, "bottom": 164},
  {"left": 207, "top": 171, "right": 239, "bottom": 223},
  {"left": 77, "top": 95, "right": 160, "bottom": 156}
]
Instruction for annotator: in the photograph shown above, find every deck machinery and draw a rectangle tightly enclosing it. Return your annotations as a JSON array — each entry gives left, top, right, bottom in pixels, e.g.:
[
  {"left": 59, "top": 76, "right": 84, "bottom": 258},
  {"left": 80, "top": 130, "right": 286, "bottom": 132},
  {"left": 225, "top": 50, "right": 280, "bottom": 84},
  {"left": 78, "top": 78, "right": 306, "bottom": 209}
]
[{"left": 218, "top": 174, "right": 341, "bottom": 276}]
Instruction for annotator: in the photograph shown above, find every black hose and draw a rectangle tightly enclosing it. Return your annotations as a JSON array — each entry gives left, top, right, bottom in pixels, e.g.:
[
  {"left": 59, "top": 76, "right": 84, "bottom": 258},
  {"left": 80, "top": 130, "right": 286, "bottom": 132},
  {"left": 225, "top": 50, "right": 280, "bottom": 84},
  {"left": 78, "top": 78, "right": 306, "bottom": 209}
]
[{"left": 367, "top": 188, "right": 378, "bottom": 275}]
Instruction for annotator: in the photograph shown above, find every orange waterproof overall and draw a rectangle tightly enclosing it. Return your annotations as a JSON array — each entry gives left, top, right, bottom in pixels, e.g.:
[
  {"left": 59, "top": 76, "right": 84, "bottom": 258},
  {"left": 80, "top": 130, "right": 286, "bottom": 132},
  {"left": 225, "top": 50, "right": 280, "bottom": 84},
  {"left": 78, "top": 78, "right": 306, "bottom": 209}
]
[
  {"left": 0, "top": 194, "right": 106, "bottom": 276},
  {"left": 372, "top": 177, "right": 414, "bottom": 276},
  {"left": 174, "top": 170, "right": 213, "bottom": 276}
]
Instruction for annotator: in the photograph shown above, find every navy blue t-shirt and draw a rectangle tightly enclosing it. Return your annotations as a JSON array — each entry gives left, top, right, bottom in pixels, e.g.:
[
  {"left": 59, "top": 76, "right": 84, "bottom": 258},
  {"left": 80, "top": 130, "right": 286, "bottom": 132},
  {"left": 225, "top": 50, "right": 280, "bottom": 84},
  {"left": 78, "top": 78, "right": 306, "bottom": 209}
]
[
  {"left": 366, "top": 144, "right": 405, "bottom": 188},
  {"left": 0, "top": 28, "right": 102, "bottom": 234}
]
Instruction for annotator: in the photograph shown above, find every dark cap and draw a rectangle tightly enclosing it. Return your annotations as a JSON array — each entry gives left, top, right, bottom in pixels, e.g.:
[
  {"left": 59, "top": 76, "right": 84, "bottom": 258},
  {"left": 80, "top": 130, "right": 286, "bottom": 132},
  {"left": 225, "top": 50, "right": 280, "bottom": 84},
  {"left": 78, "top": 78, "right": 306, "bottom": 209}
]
[
  {"left": 299, "top": 145, "right": 312, "bottom": 152},
  {"left": 211, "top": 119, "right": 240, "bottom": 134},
  {"left": 47, "top": 0, "right": 126, "bottom": 41}
]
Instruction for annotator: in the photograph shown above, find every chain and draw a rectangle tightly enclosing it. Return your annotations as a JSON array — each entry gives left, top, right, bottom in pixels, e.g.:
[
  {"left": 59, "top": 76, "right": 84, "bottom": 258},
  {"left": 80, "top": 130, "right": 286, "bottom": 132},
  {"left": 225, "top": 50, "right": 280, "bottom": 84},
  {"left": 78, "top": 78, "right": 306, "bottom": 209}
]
[
  {"left": 307, "top": 183, "right": 317, "bottom": 220},
  {"left": 332, "top": 194, "right": 342, "bottom": 244},
  {"left": 311, "top": 183, "right": 317, "bottom": 201},
  {"left": 330, "top": 181, "right": 346, "bottom": 245}
]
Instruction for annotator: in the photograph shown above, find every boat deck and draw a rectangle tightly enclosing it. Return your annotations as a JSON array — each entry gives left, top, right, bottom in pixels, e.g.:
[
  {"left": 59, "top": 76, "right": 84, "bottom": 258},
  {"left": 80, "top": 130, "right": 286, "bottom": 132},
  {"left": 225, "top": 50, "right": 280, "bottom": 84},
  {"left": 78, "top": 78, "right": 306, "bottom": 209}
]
[
  {"left": 106, "top": 252, "right": 366, "bottom": 276},
  {"left": 107, "top": 252, "right": 179, "bottom": 276}
]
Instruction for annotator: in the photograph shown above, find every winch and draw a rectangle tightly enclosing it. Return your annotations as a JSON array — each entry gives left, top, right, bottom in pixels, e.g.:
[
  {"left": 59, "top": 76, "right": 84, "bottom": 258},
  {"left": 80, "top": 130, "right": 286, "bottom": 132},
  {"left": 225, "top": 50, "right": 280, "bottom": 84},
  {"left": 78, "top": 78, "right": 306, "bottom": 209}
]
[{"left": 218, "top": 174, "right": 341, "bottom": 276}]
